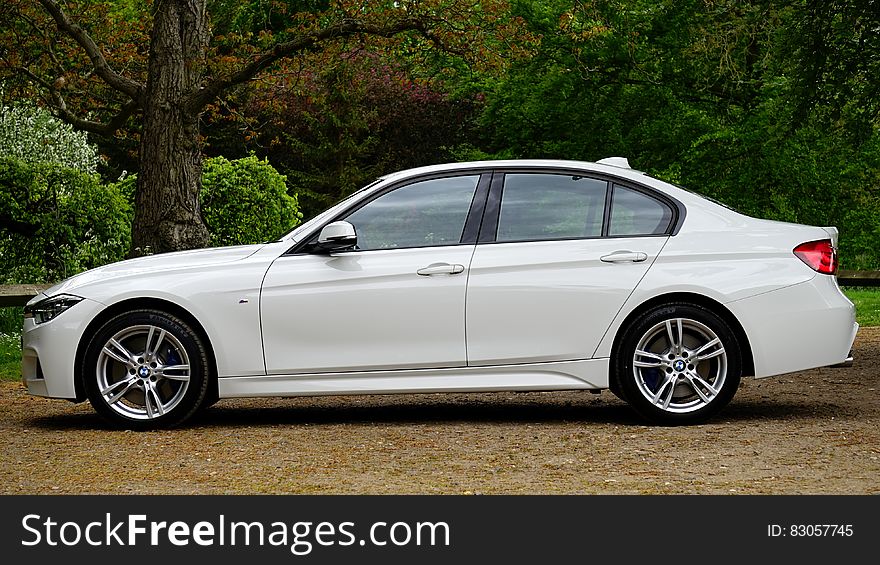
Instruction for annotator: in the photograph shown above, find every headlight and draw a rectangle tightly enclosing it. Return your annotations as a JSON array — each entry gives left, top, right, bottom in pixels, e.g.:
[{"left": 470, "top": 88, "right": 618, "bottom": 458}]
[{"left": 24, "top": 294, "right": 84, "bottom": 324}]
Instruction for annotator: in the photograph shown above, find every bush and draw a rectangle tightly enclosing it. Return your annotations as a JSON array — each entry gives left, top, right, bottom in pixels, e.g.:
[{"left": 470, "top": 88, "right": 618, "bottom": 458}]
[
  {"left": 0, "top": 157, "right": 131, "bottom": 283},
  {"left": 0, "top": 154, "right": 301, "bottom": 286},
  {"left": 0, "top": 103, "right": 100, "bottom": 173},
  {"left": 201, "top": 155, "right": 301, "bottom": 246}
]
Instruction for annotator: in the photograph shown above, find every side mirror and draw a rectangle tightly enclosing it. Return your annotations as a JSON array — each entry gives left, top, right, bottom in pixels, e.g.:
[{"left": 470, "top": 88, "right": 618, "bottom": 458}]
[{"left": 314, "top": 221, "right": 357, "bottom": 253}]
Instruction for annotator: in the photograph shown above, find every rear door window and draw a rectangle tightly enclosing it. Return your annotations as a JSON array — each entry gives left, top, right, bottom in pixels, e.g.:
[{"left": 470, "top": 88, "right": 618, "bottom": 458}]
[{"left": 496, "top": 174, "right": 608, "bottom": 242}]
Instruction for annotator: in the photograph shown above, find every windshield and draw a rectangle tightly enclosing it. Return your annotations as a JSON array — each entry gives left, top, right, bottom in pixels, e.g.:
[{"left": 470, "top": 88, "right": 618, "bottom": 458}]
[{"left": 281, "top": 178, "right": 384, "bottom": 241}]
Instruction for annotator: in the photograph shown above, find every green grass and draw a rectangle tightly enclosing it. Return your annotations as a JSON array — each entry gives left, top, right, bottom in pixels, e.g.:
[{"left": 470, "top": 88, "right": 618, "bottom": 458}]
[
  {"left": 0, "top": 288, "right": 876, "bottom": 382},
  {"left": 843, "top": 288, "right": 880, "bottom": 327},
  {"left": 0, "top": 331, "right": 21, "bottom": 381},
  {"left": 0, "top": 307, "right": 22, "bottom": 381}
]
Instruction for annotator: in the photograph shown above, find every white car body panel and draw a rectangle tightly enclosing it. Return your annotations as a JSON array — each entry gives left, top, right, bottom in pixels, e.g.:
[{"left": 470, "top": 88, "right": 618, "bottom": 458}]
[
  {"left": 219, "top": 358, "right": 608, "bottom": 397},
  {"left": 466, "top": 237, "right": 667, "bottom": 365},
  {"left": 261, "top": 245, "right": 475, "bottom": 374},
  {"left": 28, "top": 244, "right": 287, "bottom": 382},
  {"left": 726, "top": 275, "right": 857, "bottom": 377},
  {"left": 21, "top": 159, "right": 857, "bottom": 412}
]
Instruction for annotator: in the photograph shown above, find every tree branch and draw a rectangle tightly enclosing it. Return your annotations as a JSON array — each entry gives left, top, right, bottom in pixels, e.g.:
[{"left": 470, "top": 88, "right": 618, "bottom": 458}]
[
  {"left": 12, "top": 65, "right": 139, "bottom": 136},
  {"left": 51, "top": 97, "right": 140, "bottom": 137},
  {"left": 187, "top": 17, "right": 433, "bottom": 111},
  {"left": 36, "top": 0, "right": 143, "bottom": 98}
]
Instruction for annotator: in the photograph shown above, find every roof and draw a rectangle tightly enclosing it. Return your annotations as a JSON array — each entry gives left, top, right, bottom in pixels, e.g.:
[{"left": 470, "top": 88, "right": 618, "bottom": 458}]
[{"left": 380, "top": 158, "right": 646, "bottom": 182}]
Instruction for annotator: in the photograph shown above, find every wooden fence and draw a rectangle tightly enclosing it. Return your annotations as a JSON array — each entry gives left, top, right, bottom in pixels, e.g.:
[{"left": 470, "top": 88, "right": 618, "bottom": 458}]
[{"left": 1, "top": 270, "right": 878, "bottom": 308}]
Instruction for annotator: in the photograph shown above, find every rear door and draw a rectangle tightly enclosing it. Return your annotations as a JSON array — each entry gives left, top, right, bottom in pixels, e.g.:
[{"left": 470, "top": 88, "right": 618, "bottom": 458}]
[{"left": 466, "top": 173, "right": 673, "bottom": 366}]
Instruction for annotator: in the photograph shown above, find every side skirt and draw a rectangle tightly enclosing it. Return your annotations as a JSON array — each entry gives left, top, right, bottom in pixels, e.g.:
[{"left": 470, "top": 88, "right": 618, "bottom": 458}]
[{"left": 218, "top": 358, "right": 609, "bottom": 398}]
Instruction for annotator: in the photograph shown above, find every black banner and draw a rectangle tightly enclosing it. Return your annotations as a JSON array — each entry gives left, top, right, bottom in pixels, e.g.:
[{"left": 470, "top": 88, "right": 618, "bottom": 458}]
[{"left": 1, "top": 495, "right": 874, "bottom": 563}]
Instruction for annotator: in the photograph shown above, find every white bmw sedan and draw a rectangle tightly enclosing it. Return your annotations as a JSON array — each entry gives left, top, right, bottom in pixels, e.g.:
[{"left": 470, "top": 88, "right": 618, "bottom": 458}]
[{"left": 22, "top": 159, "right": 857, "bottom": 429}]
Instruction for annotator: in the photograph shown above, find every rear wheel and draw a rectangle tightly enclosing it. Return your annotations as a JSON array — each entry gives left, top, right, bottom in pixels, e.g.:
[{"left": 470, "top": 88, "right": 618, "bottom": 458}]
[
  {"left": 82, "top": 309, "right": 210, "bottom": 430},
  {"left": 614, "top": 303, "right": 741, "bottom": 425}
]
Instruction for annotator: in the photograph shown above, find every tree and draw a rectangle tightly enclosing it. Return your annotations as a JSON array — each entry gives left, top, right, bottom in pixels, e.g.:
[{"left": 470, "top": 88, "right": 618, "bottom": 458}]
[
  {"left": 239, "top": 50, "right": 479, "bottom": 216},
  {"left": 2, "top": 0, "right": 527, "bottom": 254}
]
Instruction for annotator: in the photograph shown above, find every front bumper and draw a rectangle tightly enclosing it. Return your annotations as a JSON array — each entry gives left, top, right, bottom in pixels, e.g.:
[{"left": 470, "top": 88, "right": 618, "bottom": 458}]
[{"left": 21, "top": 296, "right": 105, "bottom": 399}]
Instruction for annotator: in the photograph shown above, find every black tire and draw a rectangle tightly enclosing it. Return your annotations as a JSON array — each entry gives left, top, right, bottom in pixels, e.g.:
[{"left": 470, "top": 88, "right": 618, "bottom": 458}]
[
  {"left": 613, "top": 302, "right": 741, "bottom": 425},
  {"left": 82, "top": 309, "right": 211, "bottom": 430}
]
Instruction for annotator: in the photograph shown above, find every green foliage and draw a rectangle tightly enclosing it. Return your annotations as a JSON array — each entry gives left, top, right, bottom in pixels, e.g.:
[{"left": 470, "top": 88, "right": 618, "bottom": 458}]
[
  {"left": 842, "top": 289, "right": 880, "bottom": 327},
  {"left": 0, "top": 157, "right": 132, "bottom": 284},
  {"left": 222, "top": 52, "right": 478, "bottom": 218},
  {"left": 472, "top": 0, "right": 880, "bottom": 269},
  {"left": 4, "top": 0, "right": 879, "bottom": 268},
  {"left": 0, "top": 154, "right": 300, "bottom": 287},
  {"left": 0, "top": 103, "right": 100, "bottom": 173},
  {"left": 201, "top": 155, "right": 302, "bottom": 246}
]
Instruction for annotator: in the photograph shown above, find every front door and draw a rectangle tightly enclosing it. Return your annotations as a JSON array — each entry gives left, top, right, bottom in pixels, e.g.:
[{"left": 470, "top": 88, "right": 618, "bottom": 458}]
[{"left": 261, "top": 174, "right": 484, "bottom": 374}]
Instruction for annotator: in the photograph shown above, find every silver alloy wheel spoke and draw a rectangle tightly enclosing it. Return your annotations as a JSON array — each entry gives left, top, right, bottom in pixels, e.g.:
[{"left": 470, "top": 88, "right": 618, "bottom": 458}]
[
  {"left": 144, "top": 384, "right": 155, "bottom": 418},
  {"left": 665, "top": 319, "right": 682, "bottom": 353},
  {"left": 651, "top": 374, "right": 677, "bottom": 408},
  {"left": 144, "top": 326, "right": 167, "bottom": 360},
  {"left": 102, "top": 376, "right": 138, "bottom": 404},
  {"left": 685, "top": 375, "right": 714, "bottom": 404},
  {"left": 155, "top": 364, "right": 190, "bottom": 380},
  {"left": 693, "top": 337, "right": 723, "bottom": 361},
  {"left": 686, "top": 369, "right": 719, "bottom": 397},
  {"left": 104, "top": 339, "right": 135, "bottom": 367},
  {"left": 144, "top": 383, "right": 165, "bottom": 418},
  {"left": 634, "top": 350, "right": 664, "bottom": 367}
]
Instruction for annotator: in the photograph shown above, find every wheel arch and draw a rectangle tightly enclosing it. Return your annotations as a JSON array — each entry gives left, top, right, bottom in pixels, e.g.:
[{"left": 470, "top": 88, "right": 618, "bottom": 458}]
[
  {"left": 609, "top": 292, "right": 755, "bottom": 379},
  {"left": 73, "top": 297, "right": 219, "bottom": 405}
]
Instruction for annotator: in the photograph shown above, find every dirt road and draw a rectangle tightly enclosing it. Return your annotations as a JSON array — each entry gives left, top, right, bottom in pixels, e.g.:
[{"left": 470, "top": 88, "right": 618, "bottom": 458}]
[{"left": 2, "top": 328, "right": 878, "bottom": 494}]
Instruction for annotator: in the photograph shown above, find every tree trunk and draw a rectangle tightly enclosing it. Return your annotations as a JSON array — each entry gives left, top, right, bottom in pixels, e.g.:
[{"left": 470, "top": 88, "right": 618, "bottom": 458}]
[{"left": 131, "top": 0, "right": 210, "bottom": 255}]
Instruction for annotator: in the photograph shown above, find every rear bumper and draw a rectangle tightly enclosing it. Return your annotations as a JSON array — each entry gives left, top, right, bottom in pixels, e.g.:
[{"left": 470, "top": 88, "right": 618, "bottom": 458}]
[
  {"left": 831, "top": 352, "right": 854, "bottom": 368},
  {"left": 727, "top": 275, "right": 858, "bottom": 378}
]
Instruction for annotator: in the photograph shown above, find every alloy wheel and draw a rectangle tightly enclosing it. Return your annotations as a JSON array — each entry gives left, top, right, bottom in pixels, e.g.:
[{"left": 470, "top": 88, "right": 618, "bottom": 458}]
[
  {"left": 631, "top": 317, "right": 727, "bottom": 414},
  {"left": 95, "top": 324, "right": 191, "bottom": 420}
]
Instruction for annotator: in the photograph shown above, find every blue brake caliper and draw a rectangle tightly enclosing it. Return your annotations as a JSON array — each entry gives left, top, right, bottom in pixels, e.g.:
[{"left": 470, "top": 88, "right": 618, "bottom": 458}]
[
  {"left": 643, "top": 367, "right": 661, "bottom": 393},
  {"left": 164, "top": 346, "right": 180, "bottom": 368}
]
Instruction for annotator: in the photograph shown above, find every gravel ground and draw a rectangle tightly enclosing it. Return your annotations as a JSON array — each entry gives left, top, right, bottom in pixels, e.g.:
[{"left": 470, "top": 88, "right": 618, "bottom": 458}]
[{"left": 2, "top": 328, "right": 878, "bottom": 494}]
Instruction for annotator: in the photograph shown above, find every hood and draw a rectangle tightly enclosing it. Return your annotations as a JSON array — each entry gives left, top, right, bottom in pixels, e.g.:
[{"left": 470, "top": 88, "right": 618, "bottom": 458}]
[{"left": 41, "top": 244, "right": 265, "bottom": 298}]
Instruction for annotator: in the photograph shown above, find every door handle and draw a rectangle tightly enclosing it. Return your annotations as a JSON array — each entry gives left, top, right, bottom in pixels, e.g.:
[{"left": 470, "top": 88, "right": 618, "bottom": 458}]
[
  {"left": 600, "top": 251, "right": 648, "bottom": 263},
  {"left": 417, "top": 262, "right": 465, "bottom": 276}
]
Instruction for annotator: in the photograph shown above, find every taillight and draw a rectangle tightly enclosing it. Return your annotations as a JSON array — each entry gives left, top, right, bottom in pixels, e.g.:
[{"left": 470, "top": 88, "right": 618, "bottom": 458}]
[{"left": 793, "top": 239, "right": 837, "bottom": 274}]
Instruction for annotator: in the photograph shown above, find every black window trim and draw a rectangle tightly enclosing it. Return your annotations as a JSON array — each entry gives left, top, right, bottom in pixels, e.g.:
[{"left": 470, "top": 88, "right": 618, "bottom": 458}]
[
  {"left": 476, "top": 167, "right": 685, "bottom": 244},
  {"left": 285, "top": 170, "right": 493, "bottom": 255}
]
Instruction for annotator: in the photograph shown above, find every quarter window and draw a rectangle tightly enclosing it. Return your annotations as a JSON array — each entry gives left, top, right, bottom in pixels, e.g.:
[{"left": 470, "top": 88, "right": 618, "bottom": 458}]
[
  {"left": 344, "top": 175, "right": 479, "bottom": 251},
  {"left": 496, "top": 174, "right": 607, "bottom": 242},
  {"left": 608, "top": 185, "right": 674, "bottom": 236}
]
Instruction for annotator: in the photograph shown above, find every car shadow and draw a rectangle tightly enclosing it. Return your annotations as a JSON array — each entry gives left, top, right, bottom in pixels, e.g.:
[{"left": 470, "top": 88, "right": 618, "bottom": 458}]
[
  {"left": 194, "top": 399, "right": 645, "bottom": 427},
  {"left": 23, "top": 395, "right": 852, "bottom": 431}
]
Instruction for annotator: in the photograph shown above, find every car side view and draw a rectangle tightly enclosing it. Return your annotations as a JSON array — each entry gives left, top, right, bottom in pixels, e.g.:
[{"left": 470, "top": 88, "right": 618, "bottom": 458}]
[{"left": 22, "top": 158, "right": 857, "bottom": 429}]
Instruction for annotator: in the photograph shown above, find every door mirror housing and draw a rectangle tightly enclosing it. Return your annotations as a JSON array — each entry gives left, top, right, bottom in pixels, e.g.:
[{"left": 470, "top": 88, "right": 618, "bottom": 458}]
[{"left": 314, "top": 221, "right": 357, "bottom": 253}]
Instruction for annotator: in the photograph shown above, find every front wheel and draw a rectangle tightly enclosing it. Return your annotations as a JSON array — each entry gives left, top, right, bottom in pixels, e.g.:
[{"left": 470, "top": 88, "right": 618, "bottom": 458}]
[
  {"left": 614, "top": 303, "right": 742, "bottom": 425},
  {"left": 82, "top": 309, "right": 211, "bottom": 430}
]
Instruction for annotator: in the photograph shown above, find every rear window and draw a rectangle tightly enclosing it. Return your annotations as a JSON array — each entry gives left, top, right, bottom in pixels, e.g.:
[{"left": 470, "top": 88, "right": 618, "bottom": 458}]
[{"left": 608, "top": 185, "right": 674, "bottom": 236}]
